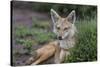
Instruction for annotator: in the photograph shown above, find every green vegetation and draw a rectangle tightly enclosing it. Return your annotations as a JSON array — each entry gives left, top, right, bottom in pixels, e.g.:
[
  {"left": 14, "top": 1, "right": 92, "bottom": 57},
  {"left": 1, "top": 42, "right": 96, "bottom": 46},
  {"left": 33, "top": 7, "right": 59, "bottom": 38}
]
[
  {"left": 15, "top": 17, "right": 97, "bottom": 62},
  {"left": 64, "top": 18, "right": 97, "bottom": 62},
  {"left": 12, "top": 1, "right": 97, "bottom": 65},
  {"left": 15, "top": 20, "right": 56, "bottom": 52},
  {"left": 32, "top": 4, "right": 97, "bottom": 19}
]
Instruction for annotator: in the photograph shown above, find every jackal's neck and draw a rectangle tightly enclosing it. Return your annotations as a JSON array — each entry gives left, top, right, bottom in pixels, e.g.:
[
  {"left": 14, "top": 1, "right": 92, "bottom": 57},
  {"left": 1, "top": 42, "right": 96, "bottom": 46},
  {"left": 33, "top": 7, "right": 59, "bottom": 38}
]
[{"left": 59, "top": 36, "right": 75, "bottom": 49}]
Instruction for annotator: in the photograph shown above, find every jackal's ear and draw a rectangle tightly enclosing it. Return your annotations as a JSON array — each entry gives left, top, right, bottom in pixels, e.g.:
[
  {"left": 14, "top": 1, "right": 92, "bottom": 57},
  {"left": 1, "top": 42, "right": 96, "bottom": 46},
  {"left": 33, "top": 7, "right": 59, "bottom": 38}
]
[
  {"left": 67, "top": 10, "right": 76, "bottom": 24},
  {"left": 51, "top": 9, "right": 60, "bottom": 24}
]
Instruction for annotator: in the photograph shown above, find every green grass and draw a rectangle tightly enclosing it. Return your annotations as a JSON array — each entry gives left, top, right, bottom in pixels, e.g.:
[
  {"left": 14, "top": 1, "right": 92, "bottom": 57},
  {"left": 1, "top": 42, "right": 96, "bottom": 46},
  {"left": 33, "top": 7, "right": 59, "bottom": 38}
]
[
  {"left": 15, "top": 26, "right": 32, "bottom": 38},
  {"left": 15, "top": 17, "right": 97, "bottom": 62},
  {"left": 64, "top": 18, "right": 97, "bottom": 62},
  {"left": 15, "top": 20, "right": 56, "bottom": 52}
]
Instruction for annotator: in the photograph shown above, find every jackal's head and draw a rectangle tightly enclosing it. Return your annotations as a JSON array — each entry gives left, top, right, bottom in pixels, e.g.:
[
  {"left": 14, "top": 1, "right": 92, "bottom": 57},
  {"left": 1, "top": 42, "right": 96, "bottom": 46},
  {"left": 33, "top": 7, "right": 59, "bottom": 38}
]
[{"left": 51, "top": 9, "right": 76, "bottom": 40}]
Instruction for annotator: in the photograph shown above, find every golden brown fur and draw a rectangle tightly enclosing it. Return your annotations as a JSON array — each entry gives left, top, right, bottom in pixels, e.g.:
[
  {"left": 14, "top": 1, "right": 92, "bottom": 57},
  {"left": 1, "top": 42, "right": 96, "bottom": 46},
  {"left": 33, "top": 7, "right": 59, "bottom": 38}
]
[{"left": 25, "top": 41, "right": 60, "bottom": 65}]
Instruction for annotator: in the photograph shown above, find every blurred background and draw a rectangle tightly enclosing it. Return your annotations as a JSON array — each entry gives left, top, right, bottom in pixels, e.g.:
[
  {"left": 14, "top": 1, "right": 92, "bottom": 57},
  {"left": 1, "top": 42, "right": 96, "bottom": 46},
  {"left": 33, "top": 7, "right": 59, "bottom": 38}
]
[{"left": 11, "top": 1, "right": 97, "bottom": 66}]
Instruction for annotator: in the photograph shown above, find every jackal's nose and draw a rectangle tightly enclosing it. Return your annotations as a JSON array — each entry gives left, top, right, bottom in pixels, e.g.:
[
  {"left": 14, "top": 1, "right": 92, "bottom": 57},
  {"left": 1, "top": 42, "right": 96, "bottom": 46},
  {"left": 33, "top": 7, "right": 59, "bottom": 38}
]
[{"left": 58, "top": 36, "right": 62, "bottom": 40}]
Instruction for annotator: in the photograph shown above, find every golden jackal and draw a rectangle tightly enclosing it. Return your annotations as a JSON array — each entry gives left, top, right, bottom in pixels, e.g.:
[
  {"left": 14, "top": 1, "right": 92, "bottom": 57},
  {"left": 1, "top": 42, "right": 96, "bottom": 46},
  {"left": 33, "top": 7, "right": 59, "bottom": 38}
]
[{"left": 25, "top": 9, "right": 77, "bottom": 65}]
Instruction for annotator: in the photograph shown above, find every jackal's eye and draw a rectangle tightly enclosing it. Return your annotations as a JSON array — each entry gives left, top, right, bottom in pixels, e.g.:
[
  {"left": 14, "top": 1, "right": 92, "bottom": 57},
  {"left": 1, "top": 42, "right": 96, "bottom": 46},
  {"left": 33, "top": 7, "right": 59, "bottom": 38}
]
[
  {"left": 57, "top": 27, "right": 60, "bottom": 30},
  {"left": 64, "top": 27, "right": 68, "bottom": 30}
]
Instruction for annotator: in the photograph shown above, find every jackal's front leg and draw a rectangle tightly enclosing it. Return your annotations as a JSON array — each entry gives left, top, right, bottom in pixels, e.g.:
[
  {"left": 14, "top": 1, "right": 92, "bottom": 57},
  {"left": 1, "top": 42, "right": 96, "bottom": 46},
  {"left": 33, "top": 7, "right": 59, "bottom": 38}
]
[
  {"left": 59, "top": 49, "right": 66, "bottom": 63},
  {"left": 54, "top": 49, "right": 68, "bottom": 63},
  {"left": 60, "top": 49, "right": 70, "bottom": 63},
  {"left": 54, "top": 45, "right": 61, "bottom": 64}
]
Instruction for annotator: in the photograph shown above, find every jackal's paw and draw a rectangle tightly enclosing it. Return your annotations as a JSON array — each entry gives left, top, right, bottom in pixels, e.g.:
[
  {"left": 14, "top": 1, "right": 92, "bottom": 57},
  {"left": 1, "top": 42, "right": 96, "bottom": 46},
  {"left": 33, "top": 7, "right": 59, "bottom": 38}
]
[{"left": 25, "top": 57, "right": 34, "bottom": 65}]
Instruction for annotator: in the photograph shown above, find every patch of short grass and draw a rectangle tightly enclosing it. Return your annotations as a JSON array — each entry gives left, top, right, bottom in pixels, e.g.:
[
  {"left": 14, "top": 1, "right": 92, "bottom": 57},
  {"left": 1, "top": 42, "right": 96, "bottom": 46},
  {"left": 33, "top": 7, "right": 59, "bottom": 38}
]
[
  {"left": 15, "top": 19, "right": 56, "bottom": 52},
  {"left": 15, "top": 26, "right": 32, "bottom": 38}
]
